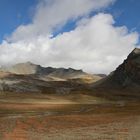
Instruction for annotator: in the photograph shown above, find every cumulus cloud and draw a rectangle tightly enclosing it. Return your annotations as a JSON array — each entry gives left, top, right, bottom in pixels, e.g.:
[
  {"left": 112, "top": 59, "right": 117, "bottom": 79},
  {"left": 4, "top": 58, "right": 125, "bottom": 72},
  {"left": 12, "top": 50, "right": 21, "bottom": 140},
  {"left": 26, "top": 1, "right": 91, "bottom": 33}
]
[
  {"left": 8, "top": 0, "right": 115, "bottom": 41},
  {"left": 0, "top": 0, "right": 139, "bottom": 74}
]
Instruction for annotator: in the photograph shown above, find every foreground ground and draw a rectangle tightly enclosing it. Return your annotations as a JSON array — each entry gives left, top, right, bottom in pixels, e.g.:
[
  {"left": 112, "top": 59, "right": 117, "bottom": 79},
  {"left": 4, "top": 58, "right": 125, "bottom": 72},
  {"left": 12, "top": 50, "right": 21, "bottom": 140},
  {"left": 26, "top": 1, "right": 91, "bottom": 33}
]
[{"left": 0, "top": 93, "right": 140, "bottom": 140}]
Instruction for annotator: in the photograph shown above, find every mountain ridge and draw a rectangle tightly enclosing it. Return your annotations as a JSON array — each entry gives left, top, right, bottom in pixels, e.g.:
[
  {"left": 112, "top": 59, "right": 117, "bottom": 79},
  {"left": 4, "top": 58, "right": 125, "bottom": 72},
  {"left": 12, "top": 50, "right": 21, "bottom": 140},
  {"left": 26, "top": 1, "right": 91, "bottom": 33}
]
[
  {"left": 0, "top": 62, "right": 103, "bottom": 93},
  {"left": 93, "top": 48, "right": 140, "bottom": 93},
  {"left": 0, "top": 62, "right": 85, "bottom": 75}
]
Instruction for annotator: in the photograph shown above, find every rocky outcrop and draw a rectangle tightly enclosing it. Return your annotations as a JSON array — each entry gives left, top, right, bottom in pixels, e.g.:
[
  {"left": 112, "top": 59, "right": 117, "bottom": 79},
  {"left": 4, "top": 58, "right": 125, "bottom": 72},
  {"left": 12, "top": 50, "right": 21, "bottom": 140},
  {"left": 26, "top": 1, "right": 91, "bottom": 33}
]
[
  {"left": 112, "top": 48, "right": 140, "bottom": 87},
  {"left": 93, "top": 48, "right": 140, "bottom": 91}
]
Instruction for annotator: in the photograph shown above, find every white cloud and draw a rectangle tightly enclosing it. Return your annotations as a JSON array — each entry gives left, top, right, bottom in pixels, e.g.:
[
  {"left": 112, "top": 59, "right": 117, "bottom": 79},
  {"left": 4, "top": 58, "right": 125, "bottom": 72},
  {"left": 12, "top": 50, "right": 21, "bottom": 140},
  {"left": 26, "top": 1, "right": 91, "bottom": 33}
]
[
  {"left": 0, "top": 0, "right": 139, "bottom": 74},
  {"left": 8, "top": 0, "right": 115, "bottom": 42}
]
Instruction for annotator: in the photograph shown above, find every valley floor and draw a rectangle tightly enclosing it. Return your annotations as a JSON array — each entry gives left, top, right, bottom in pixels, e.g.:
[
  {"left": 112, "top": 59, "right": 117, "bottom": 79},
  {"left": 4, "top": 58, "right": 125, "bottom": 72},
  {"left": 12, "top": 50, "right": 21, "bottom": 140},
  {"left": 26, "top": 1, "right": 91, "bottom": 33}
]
[{"left": 0, "top": 93, "right": 140, "bottom": 140}]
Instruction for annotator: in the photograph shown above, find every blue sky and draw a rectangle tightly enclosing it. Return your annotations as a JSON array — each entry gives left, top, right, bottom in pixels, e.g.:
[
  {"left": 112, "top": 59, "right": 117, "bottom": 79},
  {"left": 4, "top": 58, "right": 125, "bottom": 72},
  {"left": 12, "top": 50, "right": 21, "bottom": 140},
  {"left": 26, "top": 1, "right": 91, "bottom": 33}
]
[
  {"left": 0, "top": 0, "right": 37, "bottom": 42},
  {"left": 0, "top": 0, "right": 139, "bottom": 42},
  {"left": 107, "top": 0, "right": 140, "bottom": 33}
]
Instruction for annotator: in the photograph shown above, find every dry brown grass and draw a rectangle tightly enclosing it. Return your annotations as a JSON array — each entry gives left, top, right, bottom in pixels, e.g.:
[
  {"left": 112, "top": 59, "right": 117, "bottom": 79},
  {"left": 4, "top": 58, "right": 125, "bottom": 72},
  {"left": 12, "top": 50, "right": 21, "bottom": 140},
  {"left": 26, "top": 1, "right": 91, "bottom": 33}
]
[{"left": 0, "top": 92, "right": 140, "bottom": 140}]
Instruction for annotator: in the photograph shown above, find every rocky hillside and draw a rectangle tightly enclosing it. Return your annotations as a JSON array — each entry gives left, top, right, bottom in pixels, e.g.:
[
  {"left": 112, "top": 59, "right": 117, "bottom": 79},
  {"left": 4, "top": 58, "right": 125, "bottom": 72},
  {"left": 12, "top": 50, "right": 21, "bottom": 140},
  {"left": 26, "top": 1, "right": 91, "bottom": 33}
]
[
  {"left": 112, "top": 48, "right": 140, "bottom": 87},
  {"left": 93, "top": 48, "right": 140, "bottom": 92}
]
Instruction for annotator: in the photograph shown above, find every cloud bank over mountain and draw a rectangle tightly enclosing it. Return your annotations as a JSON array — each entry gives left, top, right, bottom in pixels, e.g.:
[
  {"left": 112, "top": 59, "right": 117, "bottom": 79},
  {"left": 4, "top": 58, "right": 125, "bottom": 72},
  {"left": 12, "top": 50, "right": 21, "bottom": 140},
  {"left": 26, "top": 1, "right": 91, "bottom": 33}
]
[{"left": 0, "top": 0, "right": 139, "bottom": 74}]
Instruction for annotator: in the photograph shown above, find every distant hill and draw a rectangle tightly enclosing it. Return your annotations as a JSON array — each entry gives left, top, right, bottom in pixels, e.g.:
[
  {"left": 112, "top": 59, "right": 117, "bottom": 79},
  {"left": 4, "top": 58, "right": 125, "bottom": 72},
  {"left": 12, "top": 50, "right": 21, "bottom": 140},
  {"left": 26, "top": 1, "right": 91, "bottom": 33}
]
[
  {"left": 0, "top": 62, "right": 103, "bottom": 93},
  {"left": 0, "top": 62, "right": 102, "bottom": 82},
  {"left": 0, "top": 62, "right": 60, "bottom": 75}
]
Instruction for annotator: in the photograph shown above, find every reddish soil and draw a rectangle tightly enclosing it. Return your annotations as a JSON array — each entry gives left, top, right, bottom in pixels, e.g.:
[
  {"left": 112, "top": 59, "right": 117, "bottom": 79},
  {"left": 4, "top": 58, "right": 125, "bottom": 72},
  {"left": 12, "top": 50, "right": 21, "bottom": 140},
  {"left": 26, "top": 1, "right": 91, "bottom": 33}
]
[{"left": 0, "top": 103, "right": 140, "bottom": 140}]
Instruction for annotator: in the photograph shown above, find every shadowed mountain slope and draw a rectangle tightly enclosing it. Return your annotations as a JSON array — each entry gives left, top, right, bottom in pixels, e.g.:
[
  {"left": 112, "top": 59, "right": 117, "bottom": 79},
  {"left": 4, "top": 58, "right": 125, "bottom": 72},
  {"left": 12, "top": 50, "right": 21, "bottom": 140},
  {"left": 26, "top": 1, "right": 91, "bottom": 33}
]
[{"left": 93, "top": 48, "right": 140, "bottom": 93}]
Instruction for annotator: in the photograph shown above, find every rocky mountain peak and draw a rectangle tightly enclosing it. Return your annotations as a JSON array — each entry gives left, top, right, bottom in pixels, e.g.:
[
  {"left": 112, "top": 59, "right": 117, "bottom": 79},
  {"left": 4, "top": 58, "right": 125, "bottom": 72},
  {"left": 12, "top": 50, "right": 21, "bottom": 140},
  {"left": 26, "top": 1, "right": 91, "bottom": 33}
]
[
  {"left": 112, "top": 48, "right": 140, "bottom": 86},
  {"left": 133, "top": 48, "right": 140, "bottom": 54},
  {"left": 93, "top": 48, "right": 140, "bottom": 91}
]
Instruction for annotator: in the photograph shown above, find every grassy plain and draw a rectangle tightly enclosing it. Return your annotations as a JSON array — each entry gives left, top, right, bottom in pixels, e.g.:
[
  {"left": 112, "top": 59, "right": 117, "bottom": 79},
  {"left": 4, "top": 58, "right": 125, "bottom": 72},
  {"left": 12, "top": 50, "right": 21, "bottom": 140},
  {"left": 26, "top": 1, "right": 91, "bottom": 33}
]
[{"left": 0, "top": 92, "right": 140, "bottom": 140}]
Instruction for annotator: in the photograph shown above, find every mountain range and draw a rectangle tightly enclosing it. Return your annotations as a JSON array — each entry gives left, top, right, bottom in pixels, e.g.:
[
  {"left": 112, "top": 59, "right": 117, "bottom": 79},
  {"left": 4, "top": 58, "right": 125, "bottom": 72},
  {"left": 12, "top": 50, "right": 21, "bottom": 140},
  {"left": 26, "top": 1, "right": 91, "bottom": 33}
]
[
  {"left": 0, "top": 48, "right": 140, "bottom": 97},
  {"left": 0, "top": 62, "right": 102, "bottom": 93}
]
